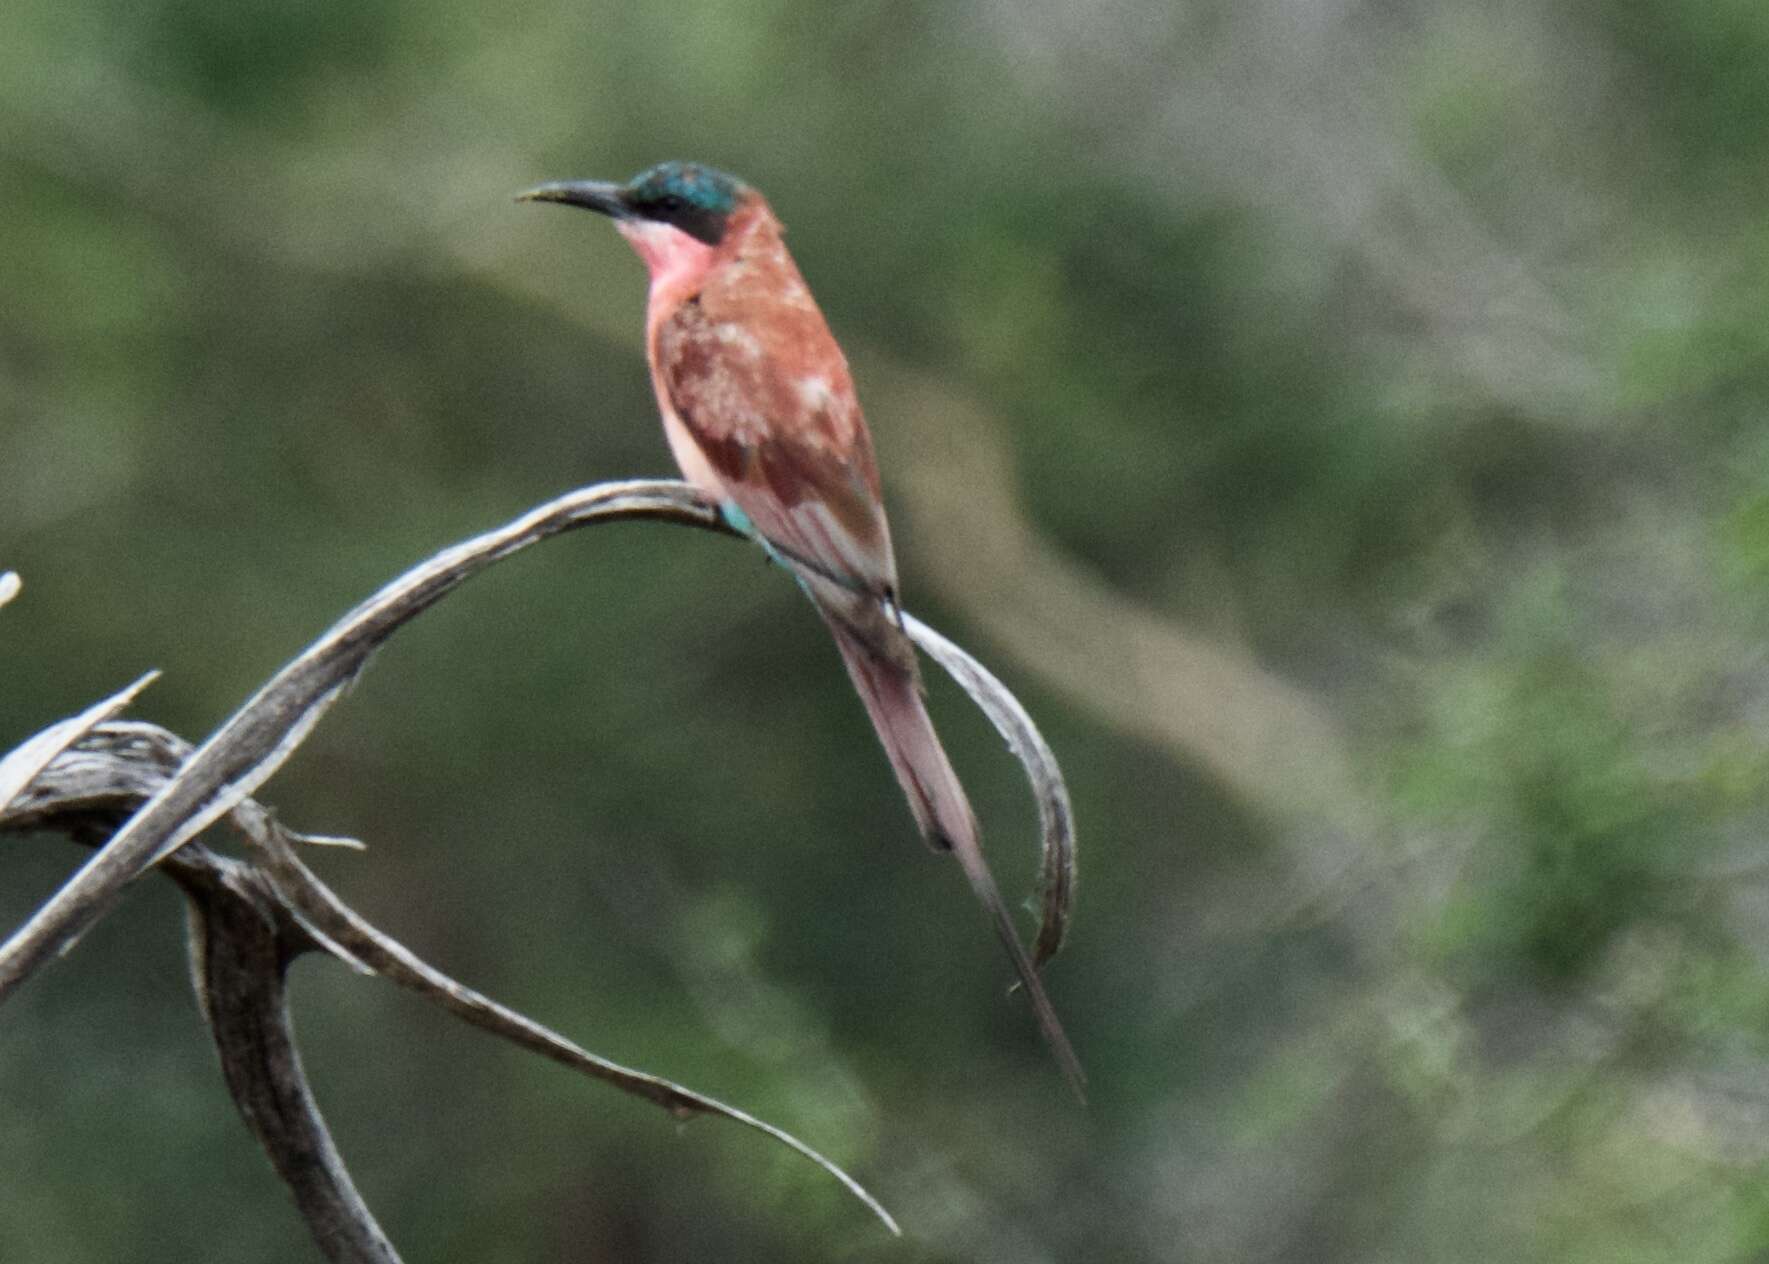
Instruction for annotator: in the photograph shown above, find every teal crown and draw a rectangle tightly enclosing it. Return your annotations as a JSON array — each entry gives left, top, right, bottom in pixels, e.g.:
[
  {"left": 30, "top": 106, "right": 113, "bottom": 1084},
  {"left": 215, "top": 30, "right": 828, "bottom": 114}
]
[{"left": 624, "top": 161, "right": 742, "bottom": 218}]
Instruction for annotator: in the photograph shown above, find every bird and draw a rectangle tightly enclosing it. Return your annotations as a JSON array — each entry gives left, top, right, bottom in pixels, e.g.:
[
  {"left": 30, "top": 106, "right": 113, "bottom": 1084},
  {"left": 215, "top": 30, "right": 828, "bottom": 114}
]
[{"left": 519, "top": 161, "right": 1083, "bottom": 1097}]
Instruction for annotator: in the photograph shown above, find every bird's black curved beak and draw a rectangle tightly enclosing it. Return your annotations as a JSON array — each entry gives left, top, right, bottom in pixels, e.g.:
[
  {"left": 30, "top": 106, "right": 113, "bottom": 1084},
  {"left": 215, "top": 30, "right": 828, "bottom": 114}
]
[{"left": 514, "top": 180, "right": 631, "bottom": 218}]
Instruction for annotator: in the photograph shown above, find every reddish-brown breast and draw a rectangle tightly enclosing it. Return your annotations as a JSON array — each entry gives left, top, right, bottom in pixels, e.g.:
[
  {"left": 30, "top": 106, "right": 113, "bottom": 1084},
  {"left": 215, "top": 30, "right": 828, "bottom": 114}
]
[{"left": 650, "top": 194, "right": 894, "bottom": 588}]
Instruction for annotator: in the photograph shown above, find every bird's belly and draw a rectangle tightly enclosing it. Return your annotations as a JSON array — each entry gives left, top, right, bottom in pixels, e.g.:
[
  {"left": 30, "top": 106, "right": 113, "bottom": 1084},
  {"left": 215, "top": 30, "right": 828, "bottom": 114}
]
[{"left": 658, "top": 401, "right": 731, "bottom": 504}]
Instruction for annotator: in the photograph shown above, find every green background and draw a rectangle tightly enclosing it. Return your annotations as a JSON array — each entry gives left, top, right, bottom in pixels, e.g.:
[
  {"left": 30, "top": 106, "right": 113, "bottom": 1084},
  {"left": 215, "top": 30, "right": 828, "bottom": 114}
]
[{"left": 7, "top": 1, "right": 1769, "bottom": 1260}]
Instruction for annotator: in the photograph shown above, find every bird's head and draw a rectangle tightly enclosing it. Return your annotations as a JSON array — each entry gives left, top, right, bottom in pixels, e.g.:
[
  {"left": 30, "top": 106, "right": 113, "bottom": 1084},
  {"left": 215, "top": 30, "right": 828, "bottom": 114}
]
[
  {"left": 517, "top": 161, "right": 745, "bottom": 246},
  {"left": 518, "top": 161, "right": 751, "bottom": 290}
]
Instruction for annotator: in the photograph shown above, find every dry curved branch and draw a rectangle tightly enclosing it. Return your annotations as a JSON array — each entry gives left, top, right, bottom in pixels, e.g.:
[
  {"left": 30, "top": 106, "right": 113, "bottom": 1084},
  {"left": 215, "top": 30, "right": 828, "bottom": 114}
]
[
  {"left": 904, "top": 615, "right": 1076, "bottom": 968},
  {"left": 4, "top": 722, "right": 899, "bottom": 1251},
  {"left": 242, "top": 813, "right": 902, "bottom": 1233},
  {"left": 0, "top": 481, "right": 720, "bottom": 1003},
  {"left": 1, "top": 477, "right": 1081, "bottom": 1252},
  {"left": 183, "top": 853, "right": 402, "bottom": 1264},
  {"left": 0, "top": 671, "right": 159, "bottom": 815},
  {"left": 4, "top": 728, "right": 397, "bottom": 1262},
  {"left": 1, "top": 480, "right": 1076, "bottom": 1002}
]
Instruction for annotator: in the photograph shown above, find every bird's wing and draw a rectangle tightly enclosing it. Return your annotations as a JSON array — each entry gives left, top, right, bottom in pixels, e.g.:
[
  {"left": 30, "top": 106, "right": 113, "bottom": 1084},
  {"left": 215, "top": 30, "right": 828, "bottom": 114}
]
[{"left": 656, "top": 297, "right": 899, "bottom": 602}]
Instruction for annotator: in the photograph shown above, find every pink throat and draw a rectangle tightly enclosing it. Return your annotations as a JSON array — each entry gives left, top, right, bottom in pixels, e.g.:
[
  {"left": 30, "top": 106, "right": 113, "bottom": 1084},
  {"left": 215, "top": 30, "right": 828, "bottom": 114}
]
[{"left": 616, "top": 220, "right": 718, "bottom": 297}]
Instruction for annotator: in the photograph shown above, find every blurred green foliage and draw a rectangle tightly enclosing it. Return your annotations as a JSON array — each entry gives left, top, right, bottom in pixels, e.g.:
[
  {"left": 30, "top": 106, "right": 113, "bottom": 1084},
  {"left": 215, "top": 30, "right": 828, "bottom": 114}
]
[{"left": 7, "top": 1, "right": 1769, "bottom": 1260}]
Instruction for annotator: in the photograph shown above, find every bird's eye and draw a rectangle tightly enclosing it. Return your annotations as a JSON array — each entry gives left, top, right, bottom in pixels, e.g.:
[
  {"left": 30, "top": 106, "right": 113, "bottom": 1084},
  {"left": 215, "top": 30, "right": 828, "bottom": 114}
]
[{"left": 657, "top": 193, "right": 685, "bottom": 213}]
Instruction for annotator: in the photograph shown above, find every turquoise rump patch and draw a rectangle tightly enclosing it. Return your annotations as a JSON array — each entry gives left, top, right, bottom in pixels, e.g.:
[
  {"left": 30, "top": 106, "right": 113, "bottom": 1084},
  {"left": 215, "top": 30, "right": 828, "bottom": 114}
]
[
  {"left": 719, "top": 501, "right": 755, "bottom": 536},
  {"left": 721, "top": 500, "right": 804, "bottom": 582}
]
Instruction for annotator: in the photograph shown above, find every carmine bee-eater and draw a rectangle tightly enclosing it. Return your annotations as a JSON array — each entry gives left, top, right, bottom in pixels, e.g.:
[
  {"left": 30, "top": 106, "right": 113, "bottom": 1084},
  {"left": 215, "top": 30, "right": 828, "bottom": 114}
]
[{"left": 519, "top": 161, "right": 1083, "bottom": 1096}]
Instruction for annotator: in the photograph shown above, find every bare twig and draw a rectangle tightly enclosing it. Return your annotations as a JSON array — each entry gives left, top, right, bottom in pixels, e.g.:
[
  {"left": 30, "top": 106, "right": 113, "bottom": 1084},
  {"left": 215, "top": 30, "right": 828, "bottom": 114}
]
[
  {"left": 242, "top": 815, "right": 903, "bottom": 1232},
  {"left": 0, "top": 671, "right": 159, "bottom": 814}
]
